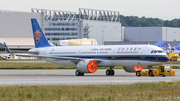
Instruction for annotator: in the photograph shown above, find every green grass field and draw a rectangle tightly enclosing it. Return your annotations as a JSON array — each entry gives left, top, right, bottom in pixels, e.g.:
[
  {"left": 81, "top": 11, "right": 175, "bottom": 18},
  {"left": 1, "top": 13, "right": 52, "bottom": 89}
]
[
  {"left": 0, "top": 82, "right": 179, "bottom": 101},
  {"left": 0, "top": 60, "right": 180, "bottom": 69}
]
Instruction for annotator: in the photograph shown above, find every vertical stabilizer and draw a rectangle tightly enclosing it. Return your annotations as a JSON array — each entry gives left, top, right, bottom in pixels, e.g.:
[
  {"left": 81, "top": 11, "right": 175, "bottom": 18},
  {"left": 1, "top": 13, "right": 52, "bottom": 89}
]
[
  {"left": 4, "top": 42, "right": 11, "bottom": 53},
  {"left": 31, "top": 18, "right": 51, "bottom": 48}
]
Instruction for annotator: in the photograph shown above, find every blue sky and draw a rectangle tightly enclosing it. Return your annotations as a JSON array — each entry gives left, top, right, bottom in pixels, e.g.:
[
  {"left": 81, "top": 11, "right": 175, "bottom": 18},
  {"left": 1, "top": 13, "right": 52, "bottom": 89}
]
[{"left": 0, "top": 0, "right": 179, "bottom": 20}]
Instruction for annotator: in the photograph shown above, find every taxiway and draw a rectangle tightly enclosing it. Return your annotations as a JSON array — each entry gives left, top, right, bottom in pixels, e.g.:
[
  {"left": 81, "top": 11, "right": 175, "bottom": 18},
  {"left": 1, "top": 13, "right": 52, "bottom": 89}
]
[{"left": 0, "top": 69, "right": 179, "bottom": 85}]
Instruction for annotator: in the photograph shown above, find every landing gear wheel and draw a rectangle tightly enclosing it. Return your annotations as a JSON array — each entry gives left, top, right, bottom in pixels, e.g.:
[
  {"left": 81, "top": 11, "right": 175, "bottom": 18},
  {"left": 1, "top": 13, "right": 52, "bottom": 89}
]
[
  {"left": 136, "top": 71, "right": 141, "bottom": 77},
  {"left": 149, "top": 70, "right": 154, "bottom": 77},
  {"left": 106, "top": 70, "right": 115, "bottom": 76},
  {"left": 110, "top": 70, "right": 115, "bottom": 76},
  {"left": 75, "top": 70, "right": 84, "bottom": 76},
  {"left": 80, "top": 73, "right": 84, "bottom": 76},
  {"left": 75, "top": 70, "right": 80, "bottom": 76},
  {"left": 106, "top": 70, "right": 110, "bottom": 76}
]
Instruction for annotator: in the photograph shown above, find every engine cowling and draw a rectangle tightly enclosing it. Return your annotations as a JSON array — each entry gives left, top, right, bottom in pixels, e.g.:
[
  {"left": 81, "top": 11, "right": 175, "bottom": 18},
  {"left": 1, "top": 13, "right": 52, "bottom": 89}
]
[
  {"left": 123, "top": 66, "right": 143, "bottom": 72},
  {"left": 77, "top": 59, "right": 98, "bottom": 73}
]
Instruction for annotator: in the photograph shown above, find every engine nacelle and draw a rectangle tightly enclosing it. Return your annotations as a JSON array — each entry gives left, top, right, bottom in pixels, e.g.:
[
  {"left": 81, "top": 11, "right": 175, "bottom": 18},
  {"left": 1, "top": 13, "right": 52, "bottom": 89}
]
[
  {"left": 77, "top": 59, "right": 98, "bottom": 73},
  {"left": 123, "top": 66, "right": 143, "bottom": 72}
]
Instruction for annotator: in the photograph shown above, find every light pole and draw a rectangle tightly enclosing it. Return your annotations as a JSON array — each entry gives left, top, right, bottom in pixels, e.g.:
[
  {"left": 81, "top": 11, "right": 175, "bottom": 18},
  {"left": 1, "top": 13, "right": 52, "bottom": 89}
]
[
  {"left": 139, "top": 29, "right": 141, "bottom": 41},
  {"left": 102, "top": 26, "right": 106, "bottom": 45},
  {"left": 166, "top": 29, "right": 167, "bottom": 41},
  {"left": 139, "top": 28, "right": 143, "bottom": 41},
  {"left": 102, "top": 30, "right": 103, "bottom": 45},
  {"left": 84, "top": 24, "right": 94, "bottom": 39}
]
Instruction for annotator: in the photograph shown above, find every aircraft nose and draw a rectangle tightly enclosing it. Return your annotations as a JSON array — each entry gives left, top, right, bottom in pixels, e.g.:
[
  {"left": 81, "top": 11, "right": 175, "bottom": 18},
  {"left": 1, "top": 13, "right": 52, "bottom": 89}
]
[
  {"left": 164, "top": 55, "right": 169, "bottom": 62},
  {"left": 158, "top": 55, "right": 169, "bottom": 62}
]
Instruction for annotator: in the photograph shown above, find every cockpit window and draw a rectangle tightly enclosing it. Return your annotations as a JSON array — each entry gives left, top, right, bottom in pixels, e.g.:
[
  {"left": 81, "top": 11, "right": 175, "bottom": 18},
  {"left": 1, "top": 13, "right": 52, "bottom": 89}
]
[
  {"left": 151, "top": 50, "right": 165, "bottom": 53},
  {"left": 158, "top": 50, "right": 162, "bottom": 53}
]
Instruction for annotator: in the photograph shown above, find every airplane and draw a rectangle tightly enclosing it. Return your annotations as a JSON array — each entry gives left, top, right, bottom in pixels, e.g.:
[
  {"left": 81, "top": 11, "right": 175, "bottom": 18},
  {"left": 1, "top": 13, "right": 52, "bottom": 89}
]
[
  {"left": 4, "top": 42, "right": 11, "bottom": 53},
  {"left": 16, "top": 18, "right": 169, "bottom": 76}
]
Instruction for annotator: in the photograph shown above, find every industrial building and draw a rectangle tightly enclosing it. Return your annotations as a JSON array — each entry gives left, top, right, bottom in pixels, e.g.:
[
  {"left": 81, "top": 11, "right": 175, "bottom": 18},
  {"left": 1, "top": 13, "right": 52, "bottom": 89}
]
[
  {"left": 124, "top": 27, "right": 180, "bottom": 42},
  {"left": 1, "top": 8, "right": 180, "bottom": 52},
  {"left": 32, "top": 8, "right": 121, "bottom": 45},
  {"left": 0, "top": 10, "right": 42, "bottom": 51},
  {"left": 105, "top": 27, "right": 180, "bottom": 47}
]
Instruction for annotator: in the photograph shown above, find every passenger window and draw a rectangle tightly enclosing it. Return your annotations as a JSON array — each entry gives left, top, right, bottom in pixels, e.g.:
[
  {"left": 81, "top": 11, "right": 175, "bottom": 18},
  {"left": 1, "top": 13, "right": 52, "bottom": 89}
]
[
  {"left": 126, "top": 48, "right": 129, "bottom": 51},
  {"left": 134, "top": 47, "right": 137, "bottom": 51},
  {"left": 122, "top": 48, "right": 124, "bottom": 51},
  {"left": 154, "top": 50, "right": 157, "bottom": 53},
  {"left": 151, "top": 50, "right": 154, "bottom": 53},
  {"left": 138, "top": 48, "right": 141, "bottom": 50},
  {"left": 130, "top": 48, "right": 133, "bottom": 51},
  {"left": 118, "top": 48, "right": 121, "bottom": 51}
]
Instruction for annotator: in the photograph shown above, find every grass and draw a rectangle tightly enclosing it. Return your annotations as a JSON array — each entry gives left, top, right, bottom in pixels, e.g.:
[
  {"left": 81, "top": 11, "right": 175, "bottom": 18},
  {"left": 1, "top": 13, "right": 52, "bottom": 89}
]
[
  {"left": 0, "top": 82, "right": 180, "bottom": 100},
  {"left": 0, "top": 62, "right": 77, "bottom": 69},
  {"left": 166, "top": 61, "right": 180, "bottom": 64},
  {"left": 0, "top": 61, "right": 180, "bottom": 69},
  {"left": 0, "top": 59, "right": 42, "bottom": 61}
]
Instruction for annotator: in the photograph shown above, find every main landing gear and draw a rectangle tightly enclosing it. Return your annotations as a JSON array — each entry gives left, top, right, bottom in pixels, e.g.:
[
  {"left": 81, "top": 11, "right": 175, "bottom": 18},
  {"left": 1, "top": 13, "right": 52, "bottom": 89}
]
[
  {"left": 106, "top": 67, "right": 115, "bottom": 76},
  {"left": 75, "top": 70, "right": 84, "bottom": 76}
]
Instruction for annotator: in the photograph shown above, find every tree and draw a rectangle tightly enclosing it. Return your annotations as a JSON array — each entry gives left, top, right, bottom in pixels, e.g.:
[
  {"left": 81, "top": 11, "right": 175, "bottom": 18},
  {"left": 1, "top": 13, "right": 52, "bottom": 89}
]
[{"left": 119, "top": 15, "right": 180, "bottom": 27}]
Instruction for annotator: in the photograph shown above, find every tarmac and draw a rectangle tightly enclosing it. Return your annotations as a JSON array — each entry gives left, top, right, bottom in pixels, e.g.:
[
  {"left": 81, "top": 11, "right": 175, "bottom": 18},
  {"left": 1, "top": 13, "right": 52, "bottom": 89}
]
[{"left": 0, "top": 69, "right": 179, "bottom": 86}]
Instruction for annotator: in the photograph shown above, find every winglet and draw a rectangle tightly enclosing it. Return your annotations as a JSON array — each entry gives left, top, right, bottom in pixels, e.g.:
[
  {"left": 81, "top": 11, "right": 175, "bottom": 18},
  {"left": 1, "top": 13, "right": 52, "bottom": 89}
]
[
  {"left": 31, "top": 18, "right": 52, "bottom": 48},
  {"left": 4, "top": 42, "right": 11, "bottom": 53}
]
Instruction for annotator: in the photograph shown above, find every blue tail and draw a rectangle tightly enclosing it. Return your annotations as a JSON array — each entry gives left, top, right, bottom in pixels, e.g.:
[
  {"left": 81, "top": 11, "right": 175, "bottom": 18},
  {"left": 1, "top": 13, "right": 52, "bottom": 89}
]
[
  {"left": 4, "top": 42, "right": 11, "bottom": 53},
  {"left": 31, "top": 18, "right": 52, "bottom": 48}
]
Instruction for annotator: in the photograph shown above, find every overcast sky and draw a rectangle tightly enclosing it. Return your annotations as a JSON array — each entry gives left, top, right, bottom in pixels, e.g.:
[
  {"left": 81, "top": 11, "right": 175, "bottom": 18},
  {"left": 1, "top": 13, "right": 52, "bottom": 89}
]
[{"left": 0, "top": 0, "right": 179, "bottom": 20}]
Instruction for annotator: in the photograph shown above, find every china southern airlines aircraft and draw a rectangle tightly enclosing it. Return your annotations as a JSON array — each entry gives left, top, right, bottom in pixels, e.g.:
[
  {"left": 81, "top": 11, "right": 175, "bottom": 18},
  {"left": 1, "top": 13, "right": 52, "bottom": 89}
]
[{"left": 18, "top": 18, "right": 169, "bottom": 76}]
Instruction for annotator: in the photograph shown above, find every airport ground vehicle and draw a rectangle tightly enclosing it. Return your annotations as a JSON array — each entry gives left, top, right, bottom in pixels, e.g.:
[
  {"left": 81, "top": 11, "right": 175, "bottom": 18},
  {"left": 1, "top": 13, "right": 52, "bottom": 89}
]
[
  {"left": 167, "top": 53, "right": 179, "bottom": 61},
  {"left": 170, "top": 56, "right": 180, "bottom": 61},
  {"left": 136, "top": 65, "right": 175, "bottom": 77}
]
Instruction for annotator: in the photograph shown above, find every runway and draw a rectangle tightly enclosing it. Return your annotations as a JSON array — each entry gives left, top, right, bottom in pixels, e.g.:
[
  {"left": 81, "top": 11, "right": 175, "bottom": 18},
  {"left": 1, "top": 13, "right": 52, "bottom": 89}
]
[{"left": 0, "top": 69, "right": 179, "bottom": 86}]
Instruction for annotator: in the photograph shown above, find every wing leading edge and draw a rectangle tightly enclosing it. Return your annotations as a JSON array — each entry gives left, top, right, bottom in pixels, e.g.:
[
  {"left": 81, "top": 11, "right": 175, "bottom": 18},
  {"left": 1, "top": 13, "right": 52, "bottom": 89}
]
[{"left": 15, "top": 54, "right": 102, "bottom": 64}]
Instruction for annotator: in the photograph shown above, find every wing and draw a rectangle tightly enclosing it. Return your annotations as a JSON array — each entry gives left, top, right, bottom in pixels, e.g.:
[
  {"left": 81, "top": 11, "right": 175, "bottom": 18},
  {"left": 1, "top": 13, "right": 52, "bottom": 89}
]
[
  {"left": 15, "top": 54, "right": 102, "bottom": 64},
  {"left": 10, "top": 50, "right": 39, "bottom": 54},
  {"left": 4, "top": 42, "right": 39, "bottom": 54}
]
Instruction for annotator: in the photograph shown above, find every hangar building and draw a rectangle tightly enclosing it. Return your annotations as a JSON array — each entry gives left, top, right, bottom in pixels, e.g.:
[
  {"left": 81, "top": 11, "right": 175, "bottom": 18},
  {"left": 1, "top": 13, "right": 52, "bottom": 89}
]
[
  {"left": 0, "top": 10, "right": 42, "bottom": 51},
  {"left": 124, "top": 27, "right": 180, "bottom": 42},
  {"left": 32, "top": 8, "right": 122, "bottom": 45},
  {"left": 1, "top": 8, "right": 180, "bottom": 52},
  {"left": 105, "top": 27, "right": 180, "bottom": 47}
]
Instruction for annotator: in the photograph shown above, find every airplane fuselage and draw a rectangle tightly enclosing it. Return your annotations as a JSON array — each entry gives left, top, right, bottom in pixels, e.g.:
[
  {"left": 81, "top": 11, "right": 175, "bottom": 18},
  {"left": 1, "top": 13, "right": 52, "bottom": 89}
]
[{"left": 29, "top": 44, "right": 169, "bottom": 67}]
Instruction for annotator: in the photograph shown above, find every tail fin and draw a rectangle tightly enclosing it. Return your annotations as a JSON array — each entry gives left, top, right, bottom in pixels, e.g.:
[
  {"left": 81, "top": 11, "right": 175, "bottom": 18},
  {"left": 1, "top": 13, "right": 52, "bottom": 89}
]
[
  {"left": 4, "top": 42, "right": 11, "bottom": 53},
  {"left": 31, "top": 18, "right": 52, "bottom": 48}
]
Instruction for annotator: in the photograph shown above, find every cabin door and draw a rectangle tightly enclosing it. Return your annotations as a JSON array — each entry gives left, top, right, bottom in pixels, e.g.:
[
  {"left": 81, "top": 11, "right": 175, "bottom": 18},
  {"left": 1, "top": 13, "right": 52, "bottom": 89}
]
[
  {"left": 111, "top": 48, "right": 116, "bottom": 59},
  {"left": 140, "top": 47, "right": 146, "bottom": 59},
  {"left": 77, "top": 49, "right": 81, "bottom": 58}
]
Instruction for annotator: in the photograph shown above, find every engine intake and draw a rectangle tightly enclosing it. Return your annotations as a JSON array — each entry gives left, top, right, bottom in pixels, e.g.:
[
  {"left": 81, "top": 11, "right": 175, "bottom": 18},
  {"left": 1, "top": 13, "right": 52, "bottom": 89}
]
[
  {"left": 123, "top": 66, "right": 143, "bottom": 72},
  {"left": 77, "top": 59, "right": 98, "bottom": 73}
]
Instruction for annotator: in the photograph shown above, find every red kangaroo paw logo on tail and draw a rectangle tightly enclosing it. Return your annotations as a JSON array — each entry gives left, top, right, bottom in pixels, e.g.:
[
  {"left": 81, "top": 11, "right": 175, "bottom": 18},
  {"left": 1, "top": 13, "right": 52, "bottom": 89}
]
[{"left": 34, "top": 30, "right": 42, "bottom": 43}]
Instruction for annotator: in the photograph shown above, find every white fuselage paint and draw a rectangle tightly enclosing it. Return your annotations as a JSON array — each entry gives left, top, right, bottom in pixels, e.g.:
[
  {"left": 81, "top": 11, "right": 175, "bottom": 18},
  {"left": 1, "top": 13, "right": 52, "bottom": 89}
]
[{"left": 29, "top": 45, "right": 169, "bottom": 67}]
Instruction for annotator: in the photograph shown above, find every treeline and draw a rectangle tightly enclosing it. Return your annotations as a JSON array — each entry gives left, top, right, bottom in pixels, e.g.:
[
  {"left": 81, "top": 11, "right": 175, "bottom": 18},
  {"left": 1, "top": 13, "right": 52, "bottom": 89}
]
[{"left": 120, "top": 15, "right": 180, "bottom": 27}]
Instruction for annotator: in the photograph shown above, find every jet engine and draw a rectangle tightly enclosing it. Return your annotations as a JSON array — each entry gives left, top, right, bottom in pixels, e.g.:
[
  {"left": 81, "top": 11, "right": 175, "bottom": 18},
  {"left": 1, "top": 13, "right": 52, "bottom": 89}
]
[
  {"left": 77, "top": 59, "right": 98, "bottom": 73},
  {"left": 123, "top": 66, "right": 143, "bottom": 72}
]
